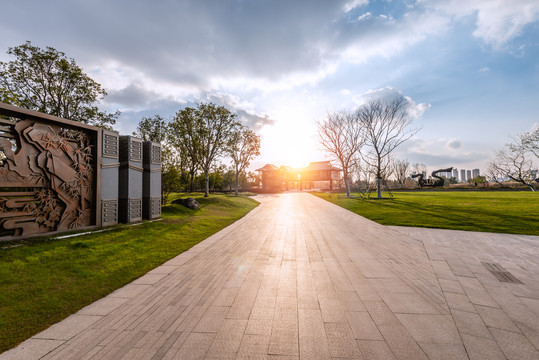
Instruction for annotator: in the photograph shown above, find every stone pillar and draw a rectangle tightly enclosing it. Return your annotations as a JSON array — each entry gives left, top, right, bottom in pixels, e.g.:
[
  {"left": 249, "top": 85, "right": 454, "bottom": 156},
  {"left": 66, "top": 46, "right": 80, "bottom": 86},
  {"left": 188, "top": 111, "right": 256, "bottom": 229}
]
[
  {"left": 118, "top": 136, "right": 143, "bottom": 223},
  {"left": 100, "top": 129, "right": 120, "bottom": 226},
  {"left": 143, "top": 141, "right": 162, "bottom": 220}
]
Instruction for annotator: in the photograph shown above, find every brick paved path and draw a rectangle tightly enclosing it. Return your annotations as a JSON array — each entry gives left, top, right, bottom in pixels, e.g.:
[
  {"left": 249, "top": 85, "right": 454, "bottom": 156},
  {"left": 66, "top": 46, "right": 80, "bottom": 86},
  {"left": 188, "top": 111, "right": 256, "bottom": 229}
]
[{"left": 3, "top": 193, "right": 539, "bottom": 359}]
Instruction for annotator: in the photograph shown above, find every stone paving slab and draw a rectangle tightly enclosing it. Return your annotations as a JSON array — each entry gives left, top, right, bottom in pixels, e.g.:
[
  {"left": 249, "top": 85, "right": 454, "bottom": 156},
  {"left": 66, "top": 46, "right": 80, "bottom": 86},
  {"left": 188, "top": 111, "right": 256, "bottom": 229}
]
[{"left": 1, "top": 193, "right": 539, "bottom": 359}]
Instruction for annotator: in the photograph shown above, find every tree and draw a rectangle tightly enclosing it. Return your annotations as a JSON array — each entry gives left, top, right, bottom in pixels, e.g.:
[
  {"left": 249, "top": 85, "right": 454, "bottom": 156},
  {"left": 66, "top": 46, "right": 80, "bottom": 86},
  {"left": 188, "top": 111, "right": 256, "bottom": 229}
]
[
  {"left": 133, "top": 115, "right": 167, "bottom": 142},
  {"left": 485, "top": 161, "right": 505, "bottom": 186},
  {"left": 227, "top": 126, "right": 261, "bottom": 195},
  {"left": 0, "top": 41, "right": 118, "bottom": 129},
  {"left": 170, "top": 103, "right": 239, "bottom": 197},
  {"left": 492, "top": 147, "right": 536, "bottom": 191},
  {"left": 392, "top": 158, "right": 410, "bottom": 188},
  {"left": 518, "top": 127, "right": 538, "bottom": 160},
  {"left": 356, "top": 98, "right": 420, "bottom": 198},
  {"left": 318, "top": 111, "right": 364, "bottom": 197},
  {"left": 161, "top": 146, "right": 183, "bottom": 204},
  {"left": 169, "top": 107, "right": 201, "bottom": 192}
]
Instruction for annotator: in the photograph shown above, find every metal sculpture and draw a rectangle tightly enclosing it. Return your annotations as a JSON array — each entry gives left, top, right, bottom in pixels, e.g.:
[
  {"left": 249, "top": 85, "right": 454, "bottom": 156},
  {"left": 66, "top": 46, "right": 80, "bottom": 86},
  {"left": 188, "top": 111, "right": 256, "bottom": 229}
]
[
  {"left": 0, "top": 114, "right": 97, "bottom": 238},
  {"left": 412, "top": 167, "right": 453, "bottom": 188}
]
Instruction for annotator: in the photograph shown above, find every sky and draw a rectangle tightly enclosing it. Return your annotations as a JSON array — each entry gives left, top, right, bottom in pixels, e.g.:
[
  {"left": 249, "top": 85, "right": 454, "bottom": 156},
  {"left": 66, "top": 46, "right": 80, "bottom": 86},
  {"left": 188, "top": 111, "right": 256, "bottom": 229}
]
[{"left": 1, "top": 0, "right": 538, "bottom": 173}]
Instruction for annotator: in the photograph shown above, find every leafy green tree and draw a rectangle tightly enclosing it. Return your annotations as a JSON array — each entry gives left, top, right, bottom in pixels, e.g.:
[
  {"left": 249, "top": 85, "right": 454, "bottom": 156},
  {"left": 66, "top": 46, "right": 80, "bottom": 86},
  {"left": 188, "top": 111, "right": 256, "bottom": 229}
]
[
  {"left": 171, "top": 103, "right": 239, "bottom": 197},
  {"left": 169, "top": 107, "right": 201, "bottom": 192},
  {"left": 133, "top": 115, "right": 167, "bottom": 142},
  {"left": 0, "top": 41, "right": 118, "bottom": 129},
  {"left": 227, "top": 126, "right": 261, "bottom": 195}
]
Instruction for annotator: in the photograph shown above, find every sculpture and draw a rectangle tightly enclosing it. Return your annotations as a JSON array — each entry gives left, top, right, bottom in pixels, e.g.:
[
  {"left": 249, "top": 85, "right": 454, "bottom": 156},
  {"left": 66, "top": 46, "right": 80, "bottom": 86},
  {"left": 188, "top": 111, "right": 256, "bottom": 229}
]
[{"left": 411, "top": 167, "right": 453, "bottom": 188}]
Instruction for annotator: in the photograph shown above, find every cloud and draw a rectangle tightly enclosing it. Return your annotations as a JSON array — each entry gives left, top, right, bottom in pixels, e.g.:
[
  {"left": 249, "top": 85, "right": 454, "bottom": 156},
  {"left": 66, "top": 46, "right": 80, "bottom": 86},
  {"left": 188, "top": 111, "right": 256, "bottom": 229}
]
[
  {"left": 420, "top": 0, "right": 539, "bottom": 49},
  {"left": 106, "top": 82, "right": 169, "bottom": 108},
  {"left": 352, "top": 86, "right": 430, "bottom": 119},
  {"left": 479, "top": 66, "right": 490, "bottom": 72},
  {"left": 446, "top": 139, "right": 462, "bottom": 150},
  {"left": 343, "top": 0, "right": 368, "bottom": 13},
  {"left": 203, "top": 93, "right": 275, "bottom": 131},
  {"left": 399, "top": 138, "right": 490, "bottom": 167}
]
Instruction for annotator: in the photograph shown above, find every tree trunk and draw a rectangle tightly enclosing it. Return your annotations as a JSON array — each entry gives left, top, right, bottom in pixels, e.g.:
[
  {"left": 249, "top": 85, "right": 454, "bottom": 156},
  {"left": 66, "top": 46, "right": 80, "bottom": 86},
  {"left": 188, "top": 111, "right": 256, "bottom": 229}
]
[
  {"left": 204, "top": 171, "right": 210, "bottom": 197},
  {"left": 377, "top": 178, "right": 382, "bottom": 198},
  {"left": 235, "top": 172, "right": 239, "bottom": 196},
  {"left": 344, "top": 175, "right": 351, "bottom": 198},
  {"left": 189, "top": 171, "right": 195, "bottom": 193}
]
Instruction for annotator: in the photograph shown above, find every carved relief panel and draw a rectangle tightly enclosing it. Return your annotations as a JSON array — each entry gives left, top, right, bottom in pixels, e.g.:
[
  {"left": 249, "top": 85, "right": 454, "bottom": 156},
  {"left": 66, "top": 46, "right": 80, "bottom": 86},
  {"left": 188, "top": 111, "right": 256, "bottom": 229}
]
[{"left": 1, "top": 108, "right": 97, "bottom": 239}]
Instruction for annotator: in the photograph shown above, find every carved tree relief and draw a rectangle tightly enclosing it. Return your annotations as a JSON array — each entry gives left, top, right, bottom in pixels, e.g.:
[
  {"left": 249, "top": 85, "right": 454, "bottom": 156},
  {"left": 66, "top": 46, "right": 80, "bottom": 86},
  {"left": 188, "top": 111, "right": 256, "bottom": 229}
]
[{"left": 0, "top": 118, "right": 96, "bottom": 238}]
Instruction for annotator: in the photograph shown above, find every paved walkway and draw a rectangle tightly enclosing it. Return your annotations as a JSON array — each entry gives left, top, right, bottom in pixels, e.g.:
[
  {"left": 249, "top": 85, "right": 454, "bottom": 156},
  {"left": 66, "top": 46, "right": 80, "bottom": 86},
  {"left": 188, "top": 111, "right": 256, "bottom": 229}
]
[{"left": 2, "top": 193, "right": 539, "bottom": 360}]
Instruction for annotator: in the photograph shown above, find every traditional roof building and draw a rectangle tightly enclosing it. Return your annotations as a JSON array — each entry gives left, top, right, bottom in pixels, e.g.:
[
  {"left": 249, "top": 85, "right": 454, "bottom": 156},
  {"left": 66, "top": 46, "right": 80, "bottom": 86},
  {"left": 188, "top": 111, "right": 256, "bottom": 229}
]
[{"left": 255, "top": 161, "right": 342, "bottom": 191}]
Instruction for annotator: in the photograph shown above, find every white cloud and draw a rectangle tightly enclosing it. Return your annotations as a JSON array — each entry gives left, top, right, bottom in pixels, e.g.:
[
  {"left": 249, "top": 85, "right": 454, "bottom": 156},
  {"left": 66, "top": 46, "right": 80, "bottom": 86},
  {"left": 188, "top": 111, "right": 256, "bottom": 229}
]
[
  {"left": 343, "top": 0, "right": 368, "bottom": 13},
  {"left": 420, "top": 0, "right": 539, "bottom": 48},
  {"left": 479, "top": 66, "right": 490, "bottom": 72},
  {"left": 352, "top": 86, "right": 430, "bottom": 119}
]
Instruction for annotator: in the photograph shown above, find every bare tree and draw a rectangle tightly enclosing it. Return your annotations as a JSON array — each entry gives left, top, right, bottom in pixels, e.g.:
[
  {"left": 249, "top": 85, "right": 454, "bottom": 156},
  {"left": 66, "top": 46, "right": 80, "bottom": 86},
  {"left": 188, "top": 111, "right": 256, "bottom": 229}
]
[
  {"left": 318, "top": 111, "right": 364, "bottom": 197},
  {"left": 484, "top": 161, "right": 505, "bottom": 186},
  {"left": 392, "top": 158, "right": 410, "bottom": 188},
  {"left": 227, "top": 126, "right": 261, "bottom": 196},
  {"left": 412, "top": 162, "right": 427, "bottom": 177},
  {"left": 355, "top": 98, "right": 420, "bottom": 198},
  {"left": 492, "top": 147, "right": 536, "bottom": 191},
  {"left": 516, "top": 127, "right": 539, "bottom": 160}
]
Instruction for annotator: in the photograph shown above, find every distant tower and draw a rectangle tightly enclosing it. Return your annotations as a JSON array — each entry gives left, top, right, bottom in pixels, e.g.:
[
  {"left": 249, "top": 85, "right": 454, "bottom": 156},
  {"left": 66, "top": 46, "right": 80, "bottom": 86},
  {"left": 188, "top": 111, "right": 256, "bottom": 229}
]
[
  {"left": 460, "top": 169, "right": 466, "bottom": 182},
  {"left": 467, "top": 170, "right": 472, "bottom": 180},
  {"left": 453, "top": 168, "right": 458, "bottom": 181},
  {"left": 472, "top": 169, "right": 480, "bottom": 178}
]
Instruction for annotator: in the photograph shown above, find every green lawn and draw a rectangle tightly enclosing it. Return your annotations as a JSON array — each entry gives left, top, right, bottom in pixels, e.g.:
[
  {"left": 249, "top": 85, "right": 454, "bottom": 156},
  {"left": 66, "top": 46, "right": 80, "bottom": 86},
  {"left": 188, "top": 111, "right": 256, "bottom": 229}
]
[
  {"left": 313, "top": 191, "right": 539, "bottom": 236},
  {"left": 0, "top": 194, "right": 258, "bottom": 353}
]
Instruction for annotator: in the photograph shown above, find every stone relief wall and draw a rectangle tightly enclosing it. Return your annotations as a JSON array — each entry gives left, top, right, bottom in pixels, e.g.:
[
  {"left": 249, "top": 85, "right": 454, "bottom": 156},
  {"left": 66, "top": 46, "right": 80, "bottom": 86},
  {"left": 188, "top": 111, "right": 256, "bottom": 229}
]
[
  {"left": 0, "top": 118, "right": 96, "bottom": 238},
  {"left": 0, "top": 103, "right": 161, "bottom": 241}
]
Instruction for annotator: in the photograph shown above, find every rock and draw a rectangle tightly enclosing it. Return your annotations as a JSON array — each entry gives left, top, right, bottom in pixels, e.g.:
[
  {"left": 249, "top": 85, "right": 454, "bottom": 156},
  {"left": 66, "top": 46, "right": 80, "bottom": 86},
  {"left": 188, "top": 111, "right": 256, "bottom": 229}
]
[{"left": 171, "top": 197, "right": 199, "bottom": 210}]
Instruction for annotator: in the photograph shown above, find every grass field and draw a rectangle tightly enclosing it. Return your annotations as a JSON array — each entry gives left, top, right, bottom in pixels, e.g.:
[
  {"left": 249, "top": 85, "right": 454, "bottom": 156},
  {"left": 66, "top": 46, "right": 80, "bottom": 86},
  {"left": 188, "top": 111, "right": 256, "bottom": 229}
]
[
  {"left": 0, "top": 194, "right": 258, "bottom": 353},
  {"left": 313, "top": 191, "right": 539, "bottom": 236}
]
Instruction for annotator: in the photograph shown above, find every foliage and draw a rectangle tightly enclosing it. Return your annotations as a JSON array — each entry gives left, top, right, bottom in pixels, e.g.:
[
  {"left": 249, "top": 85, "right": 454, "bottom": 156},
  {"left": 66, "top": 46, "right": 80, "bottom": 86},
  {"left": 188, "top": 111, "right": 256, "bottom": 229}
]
[
  {"left": 313, "top": 191, "right": 539, "bottom": 236},
  {"left": 0, "top": 41, "right": 118, "bottom": 129},
  {"left": 170, "top": 103, "right": 240, "bottom": 197},
  {"left": 0, "top": 194, "right": 259, "bottom": 353},
  {"left": 133, "top": 114, "right": 167, "bottom": 142},
  {"left": 168, "top": 106, "right": 201, "bottom": 192},
  {"left": 227, "top": 126, "right": 261, "bottom": 195}
]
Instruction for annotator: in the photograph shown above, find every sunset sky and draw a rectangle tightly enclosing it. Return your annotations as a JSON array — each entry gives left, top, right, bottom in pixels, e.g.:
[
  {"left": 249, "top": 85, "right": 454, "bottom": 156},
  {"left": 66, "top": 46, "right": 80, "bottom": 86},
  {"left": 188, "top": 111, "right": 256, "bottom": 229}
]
[{"left": 1, "top": 0, "right": 538, "bottom": 172}]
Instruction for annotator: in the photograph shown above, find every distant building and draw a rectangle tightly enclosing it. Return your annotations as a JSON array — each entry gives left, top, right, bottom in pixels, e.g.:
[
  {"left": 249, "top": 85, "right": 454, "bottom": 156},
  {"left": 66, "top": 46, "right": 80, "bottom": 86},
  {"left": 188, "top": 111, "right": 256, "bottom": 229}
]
[
  {"left": 467, "top": 170, "right": 472, "bottom": 180},
  {"left": 452, "top": 168, "right": 459, "bottom": 181},
  {"left": 256, "top": 161, "right": 342, "bottom": 191},
  {"left": 472, "top": 169, "right": 480, "bottom": 178},
  {"left": 461, "top": 169, "right": 466, "bottom": 182}
]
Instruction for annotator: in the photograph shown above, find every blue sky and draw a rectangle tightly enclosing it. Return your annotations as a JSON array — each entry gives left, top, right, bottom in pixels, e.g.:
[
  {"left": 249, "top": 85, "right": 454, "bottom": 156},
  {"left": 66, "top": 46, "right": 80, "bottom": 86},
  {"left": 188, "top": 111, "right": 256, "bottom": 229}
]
[{"left": 1, "top": 0, "right": 538, "bottom": 172}]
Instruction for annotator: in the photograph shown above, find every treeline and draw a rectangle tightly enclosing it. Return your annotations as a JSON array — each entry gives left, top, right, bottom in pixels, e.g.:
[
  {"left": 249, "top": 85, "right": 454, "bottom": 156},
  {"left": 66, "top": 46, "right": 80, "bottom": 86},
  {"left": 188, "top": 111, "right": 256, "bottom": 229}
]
[{"left": 133, "top": 103, "right": 261, "bottom": 203}]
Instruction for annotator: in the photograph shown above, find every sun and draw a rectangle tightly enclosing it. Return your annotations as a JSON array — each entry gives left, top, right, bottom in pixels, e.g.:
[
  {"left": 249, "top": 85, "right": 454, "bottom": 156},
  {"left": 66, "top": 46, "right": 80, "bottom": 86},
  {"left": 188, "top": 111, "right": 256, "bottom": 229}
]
[{"left": 257, "top": 112, "right": 326, "bottom": 169}]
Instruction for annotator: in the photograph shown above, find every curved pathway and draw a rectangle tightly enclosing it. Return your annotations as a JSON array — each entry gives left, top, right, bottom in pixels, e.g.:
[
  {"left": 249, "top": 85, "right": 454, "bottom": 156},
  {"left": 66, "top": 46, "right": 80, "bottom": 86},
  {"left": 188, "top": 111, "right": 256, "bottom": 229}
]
[{"left": 3, "top": 193, "right": 539, "bottom": 359}]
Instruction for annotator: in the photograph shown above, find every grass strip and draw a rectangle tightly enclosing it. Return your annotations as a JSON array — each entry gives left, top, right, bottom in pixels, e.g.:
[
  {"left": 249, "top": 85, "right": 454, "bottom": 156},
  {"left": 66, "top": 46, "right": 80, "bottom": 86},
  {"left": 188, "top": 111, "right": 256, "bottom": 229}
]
[
  {"left": 0, "top": 194, "right": 258, "bottom": 353},
  {"left": 312, "top": 191, "right": 539, "bottom": 236}
]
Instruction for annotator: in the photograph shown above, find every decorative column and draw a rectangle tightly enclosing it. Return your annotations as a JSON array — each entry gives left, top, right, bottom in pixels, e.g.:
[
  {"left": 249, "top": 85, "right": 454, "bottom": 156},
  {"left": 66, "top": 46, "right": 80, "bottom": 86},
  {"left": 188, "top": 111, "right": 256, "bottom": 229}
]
[
  {"left": 118, "top": 136, "right": 143, "bottom": 223},
  {"left": 142, "top": 141, "right": 162, "bottom": 219},
  {"left": 100, "top": 129, "right": 120, "bottom": 226}
]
